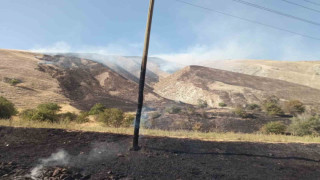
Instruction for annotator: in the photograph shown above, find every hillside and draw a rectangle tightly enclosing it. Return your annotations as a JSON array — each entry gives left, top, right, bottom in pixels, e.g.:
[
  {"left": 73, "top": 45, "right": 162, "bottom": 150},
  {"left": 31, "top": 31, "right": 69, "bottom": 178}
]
[
  {"left": 154, "top": 65, "right": 320, "bottom": 109},
  {"left": 200, "top": 59, "right": 320, "bottom": 90},
  {"left": 0, "top": 49, "right": 164, "bottom": 111},
  {"left": 67, "top": 54, "right": 182, "bottom": 86}
]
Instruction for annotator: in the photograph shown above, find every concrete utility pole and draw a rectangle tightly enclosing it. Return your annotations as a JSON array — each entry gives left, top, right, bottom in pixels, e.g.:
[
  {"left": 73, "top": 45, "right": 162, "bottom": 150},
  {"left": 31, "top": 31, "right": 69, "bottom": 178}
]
[{"left": 132, "top": 0, "right": 155, "bottom": 151}]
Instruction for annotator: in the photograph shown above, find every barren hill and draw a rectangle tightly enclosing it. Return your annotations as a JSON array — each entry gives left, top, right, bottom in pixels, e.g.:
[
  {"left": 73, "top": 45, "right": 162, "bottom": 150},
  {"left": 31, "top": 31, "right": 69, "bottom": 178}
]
[
  {"left": 154, "top": 65, "right": 320, "bottom": 109},
  {"left": 200, "top": 59, "right": 320, "bottom": 90},
  {"left": 0, "top": 49, "right": 163, "bottom": 111}
]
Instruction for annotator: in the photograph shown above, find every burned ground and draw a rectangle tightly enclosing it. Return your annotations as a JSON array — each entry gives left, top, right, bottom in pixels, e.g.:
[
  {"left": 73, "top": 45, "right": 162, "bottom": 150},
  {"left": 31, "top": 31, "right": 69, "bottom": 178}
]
[{"left": 1, "top": 126, "right": 320, "bottom": 179}]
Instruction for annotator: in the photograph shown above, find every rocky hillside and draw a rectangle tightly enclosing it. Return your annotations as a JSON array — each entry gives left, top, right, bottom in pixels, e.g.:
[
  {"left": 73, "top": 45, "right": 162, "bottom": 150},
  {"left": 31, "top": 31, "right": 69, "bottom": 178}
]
[
  {"left": 0, "top": 49, "right": 164, "bottom": 111},
  {"left": 200, "top": 59, "right": 320, "bottom": 90},
  {"left": 154, "top": 65, "right": 320, "bottom": 109}
]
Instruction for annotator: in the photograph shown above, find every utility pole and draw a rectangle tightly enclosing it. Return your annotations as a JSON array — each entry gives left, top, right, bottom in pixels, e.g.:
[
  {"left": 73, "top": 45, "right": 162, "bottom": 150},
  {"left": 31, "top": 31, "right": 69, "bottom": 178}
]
[{"left": 132, "top": 0, "right": 155, "bottom": 151}]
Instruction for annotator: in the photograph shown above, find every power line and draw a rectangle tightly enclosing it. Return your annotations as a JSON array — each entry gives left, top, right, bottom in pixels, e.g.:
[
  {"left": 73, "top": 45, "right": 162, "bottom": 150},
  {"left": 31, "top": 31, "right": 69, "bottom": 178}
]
[
  {"left": 175, "top": 0, "right": 320, "bottom": 41},
  {"left": 232, "top": 0, "right": 320, "bottom": 26},
  {"left": 281, "top": 0, "right": 320, "bottom": 14},
  {"left": 303, "top": 0, "right": 320, "bottom": 6}
]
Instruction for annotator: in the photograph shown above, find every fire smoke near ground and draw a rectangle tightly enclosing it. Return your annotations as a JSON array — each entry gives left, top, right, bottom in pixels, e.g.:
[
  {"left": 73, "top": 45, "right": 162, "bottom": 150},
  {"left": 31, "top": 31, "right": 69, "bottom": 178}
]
[{"left": 29, "top": 141, "right": 128, "bottom": 179}]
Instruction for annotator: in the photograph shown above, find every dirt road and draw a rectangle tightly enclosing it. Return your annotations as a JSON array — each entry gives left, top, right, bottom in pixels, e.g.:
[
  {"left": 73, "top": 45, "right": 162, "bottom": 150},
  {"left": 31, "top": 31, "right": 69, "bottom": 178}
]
[{"left": 1, "top": 126, "right": 320, "bottom": 179}]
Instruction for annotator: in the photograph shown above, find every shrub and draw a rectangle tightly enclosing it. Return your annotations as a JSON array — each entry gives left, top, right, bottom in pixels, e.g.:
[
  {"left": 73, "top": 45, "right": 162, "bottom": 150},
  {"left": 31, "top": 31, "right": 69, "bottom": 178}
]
[
  {"left": 60, "top": 112, "right": 77, "bottom": 122},
  {"left": 165, "top": 106, "right": 181, "bottom": 114},
  {"left": 197, "top": 99, "right": 208, "bottom": 108},
  {"left": 37, "top": 103, "right": 61, "bottom": 112},
  {"left": 233, "top": 106, "right": 251, "bottom": 118},
  {"left": 4, "top": 77, "right": 21, "bottom": 86},
  {"left": 289, "top": 115, "right": 320, "bottom": 136},
  {"left": 284, "top": 100, "right": 305, "bottom": 116},
  {"left": 0, "top": 96, "right": 18, "bottom": 119},
  {"left": 264, "top": 103, "right": 284, "bottom": 116},
  {"left": 218, "top": 102, "right": 227, "bottom": 107},
  {"left": 122, "top": 114, "right": 135, "bottom": 127},
  {"left": 20, "top": 109, "right": 36, "bottom": 121},
  {"left": 262, "top": 97, "right": 284, "bottom": 116},
  {"left": 192, "top": 122, "right": 203, "bottom": 131},
  {"left": 97, "top": 108, "right": 124, "bottom": 127},
  {"left": 20, "top": 103, "right": 61, "bottom": 122},
  {"left": 75, "top": 111, "right": 90, "bottom": 123},
  {"left": 88, "top": 103, "right": 105, "bottom": 115},
  {"left": 150, "top": 112, "right": 161, "bottom": 119},
  {"left": 261, "top": 121, "right": 286, "bottom": 134},
  {"left": 246, "top": 103, "right": 261, "bottom": 111}
]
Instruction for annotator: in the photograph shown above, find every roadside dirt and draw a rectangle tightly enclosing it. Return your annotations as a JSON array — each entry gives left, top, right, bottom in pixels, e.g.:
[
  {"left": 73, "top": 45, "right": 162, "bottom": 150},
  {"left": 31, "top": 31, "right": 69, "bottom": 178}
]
[{"left": 1, "top": 126, "right": 320, "bottom": 179}]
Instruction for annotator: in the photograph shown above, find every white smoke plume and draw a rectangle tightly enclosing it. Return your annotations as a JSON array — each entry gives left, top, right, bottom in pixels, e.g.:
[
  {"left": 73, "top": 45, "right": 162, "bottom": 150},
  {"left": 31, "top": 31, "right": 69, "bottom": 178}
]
[
  {"left": 29, "top": 141, "right": 128, "bottom": 179},
  {"left": 30, "top": 150, "right": 70, "bottom": 179}
]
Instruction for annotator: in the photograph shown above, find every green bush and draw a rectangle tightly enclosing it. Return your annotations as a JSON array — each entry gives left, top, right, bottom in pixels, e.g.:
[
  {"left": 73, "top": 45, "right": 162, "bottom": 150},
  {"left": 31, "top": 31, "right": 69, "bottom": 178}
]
[
  {"left": 0, "top": 96, "right": 18, "bottom": 119},
  {"left": 20, "top": 109, "right": 36, "bottom": 121},
  {"left": 262, "top": 97, "right": 284, "bottom": 116},
  {"left": 218, "top": 102, "right": 227, "bottom": 107},
  {"left": 20, "top": 103, "right": 61, "bottom": 122},
  {"left": 289, "top": 115, "right": 320, "bottom": 136},
  {"left": 97, "top": 108, "right": 124, "bottom": 127},
  {"left": 261, "top": 121, "right": 286, "bottom": 134},
  {"left": 197, "top": 99, "right": 208, "bottom": 108},
  {"left": 37, "top": 103, "right": 61, "bottom": 112},
  {"left": 233, "top": 106, "right": 251, "bottom": 118},
  {"left": 88, "top": 103, "right": 105, "bottom": 115},
  {"left": 75, "top": 111, "right": 90, "bottom": 123},
  {"left": 246, "top": 103, "right": 261, "bottom": 111},
  {"left": 165, "top": 106, "right": 181, "bottom": 114},
  {"left": 284, "top": 100, "right": 305, "bottom": 116},
  {"left": 264, "top": 103, "right": 284, "bottom": 116}
]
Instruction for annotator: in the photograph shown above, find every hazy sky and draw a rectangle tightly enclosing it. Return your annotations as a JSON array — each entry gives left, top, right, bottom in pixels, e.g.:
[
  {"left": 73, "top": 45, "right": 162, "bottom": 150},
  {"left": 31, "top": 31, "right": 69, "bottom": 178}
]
[{"left": 1, "top": 0, "right": 320, "bottom": 63}]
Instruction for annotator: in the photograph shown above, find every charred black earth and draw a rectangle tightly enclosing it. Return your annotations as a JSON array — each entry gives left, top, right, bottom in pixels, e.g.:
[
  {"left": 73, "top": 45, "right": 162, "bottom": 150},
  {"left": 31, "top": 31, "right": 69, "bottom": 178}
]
[{"left": 1, "top": 126, "right": 320, "bottom": 179}]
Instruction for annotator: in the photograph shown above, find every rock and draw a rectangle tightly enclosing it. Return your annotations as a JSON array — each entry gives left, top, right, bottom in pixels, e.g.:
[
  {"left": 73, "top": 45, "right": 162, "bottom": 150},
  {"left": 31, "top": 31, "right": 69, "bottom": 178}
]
[{"left": 52, "top": 168, "right": 61, "bottom": 177}]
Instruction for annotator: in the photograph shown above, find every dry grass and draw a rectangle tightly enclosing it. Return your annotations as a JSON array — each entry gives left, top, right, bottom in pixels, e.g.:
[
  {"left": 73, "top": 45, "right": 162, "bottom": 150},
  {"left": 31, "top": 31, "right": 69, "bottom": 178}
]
[{"left": 1, "top": 118, "right": 320, "bottom": 144}]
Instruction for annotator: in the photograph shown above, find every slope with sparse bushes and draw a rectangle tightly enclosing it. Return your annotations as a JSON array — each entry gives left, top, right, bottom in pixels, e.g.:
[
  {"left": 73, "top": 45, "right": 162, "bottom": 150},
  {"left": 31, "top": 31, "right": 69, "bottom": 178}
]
[{"left": 154, "top": 66, "right": 320, "bottom": 111}]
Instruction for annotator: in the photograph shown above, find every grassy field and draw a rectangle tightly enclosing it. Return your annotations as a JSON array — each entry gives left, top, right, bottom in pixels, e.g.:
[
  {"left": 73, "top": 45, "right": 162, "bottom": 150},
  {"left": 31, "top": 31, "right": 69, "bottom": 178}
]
[{"left": 1, "top": 118, "right": 320, "bottom": 144}]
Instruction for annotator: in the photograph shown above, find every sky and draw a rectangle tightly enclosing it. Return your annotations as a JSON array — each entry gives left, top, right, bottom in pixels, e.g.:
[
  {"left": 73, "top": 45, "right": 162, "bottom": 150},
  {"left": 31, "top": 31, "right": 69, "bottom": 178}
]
[{"left": 1, "top": 0, "right": 320, "bottom": 64}]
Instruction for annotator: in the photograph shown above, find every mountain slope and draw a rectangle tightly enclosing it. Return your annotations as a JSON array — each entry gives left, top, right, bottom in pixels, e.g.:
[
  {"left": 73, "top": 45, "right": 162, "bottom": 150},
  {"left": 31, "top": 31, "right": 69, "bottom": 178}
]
[
  {"left": 200, "top": 59, "right": 320, "bottom": 90},
  {"left": 154, "top": 65, "right": 320, "bottom": 109},
  {"left": 0, "top": 49, "right": 163, "bottom": 111}
]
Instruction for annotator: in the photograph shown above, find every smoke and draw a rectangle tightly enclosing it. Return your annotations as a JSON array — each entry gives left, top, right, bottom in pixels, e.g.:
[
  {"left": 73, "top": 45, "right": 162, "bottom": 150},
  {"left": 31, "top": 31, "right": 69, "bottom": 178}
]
[
  {"left": 31, "top": 42, "right": 72, "bottom": 54},
  {"left": 30, "top": 150, "right": 70, "bottom": 179},
  {"left": 29, "top": 141, "right": 128, "bottom": 179},
  {"left": 30, "top": 41, "right": 140, "bottom": 56}
]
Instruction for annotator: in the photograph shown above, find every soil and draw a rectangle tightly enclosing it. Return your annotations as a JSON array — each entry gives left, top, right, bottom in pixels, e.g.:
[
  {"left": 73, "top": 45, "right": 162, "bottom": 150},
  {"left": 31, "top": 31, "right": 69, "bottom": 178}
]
[{"left": 1, "top": 126, "right": 320, "bottom": 179}]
